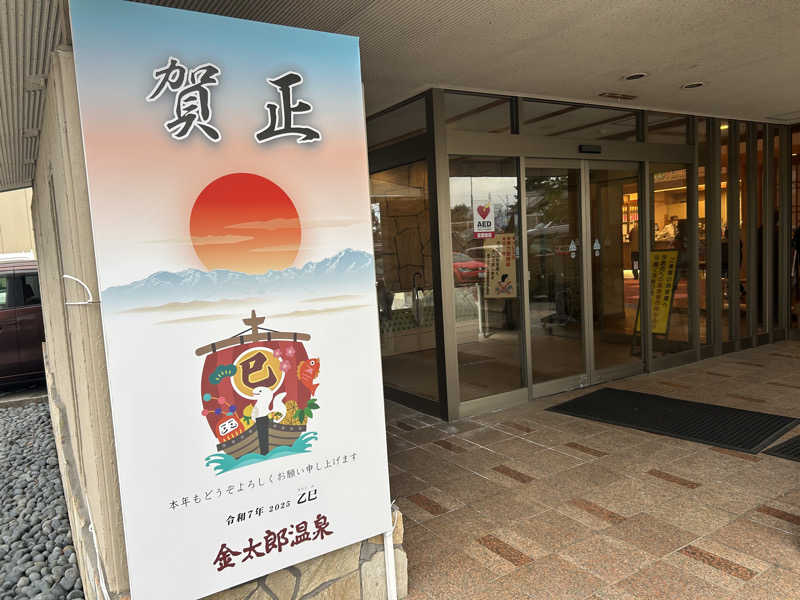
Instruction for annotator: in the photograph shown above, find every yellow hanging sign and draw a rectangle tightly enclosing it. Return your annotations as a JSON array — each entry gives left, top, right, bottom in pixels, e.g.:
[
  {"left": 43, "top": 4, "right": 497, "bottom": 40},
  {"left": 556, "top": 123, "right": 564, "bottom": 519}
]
[{"left": 635, "top": 249, "right": 679, "bottom": 335}]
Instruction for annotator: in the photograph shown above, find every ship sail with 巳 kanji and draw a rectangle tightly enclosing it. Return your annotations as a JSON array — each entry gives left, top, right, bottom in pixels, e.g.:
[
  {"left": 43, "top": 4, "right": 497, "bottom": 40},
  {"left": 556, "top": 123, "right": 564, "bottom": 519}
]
[{"left": 197, "top": 311, "right": 320, "bottom": 473}]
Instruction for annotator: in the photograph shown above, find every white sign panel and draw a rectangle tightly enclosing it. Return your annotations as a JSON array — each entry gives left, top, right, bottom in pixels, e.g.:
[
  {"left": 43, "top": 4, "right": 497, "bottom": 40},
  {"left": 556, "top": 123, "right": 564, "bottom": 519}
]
[{"left": 69, "top": 1, "right": 391, "bottom": 598}]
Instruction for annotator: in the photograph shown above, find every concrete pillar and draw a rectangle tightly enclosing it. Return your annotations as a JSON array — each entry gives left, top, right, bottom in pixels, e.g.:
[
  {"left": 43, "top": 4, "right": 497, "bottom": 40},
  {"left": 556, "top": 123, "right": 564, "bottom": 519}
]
[{"left": 31, "top": 47, "right": 129, "bottom": 600}]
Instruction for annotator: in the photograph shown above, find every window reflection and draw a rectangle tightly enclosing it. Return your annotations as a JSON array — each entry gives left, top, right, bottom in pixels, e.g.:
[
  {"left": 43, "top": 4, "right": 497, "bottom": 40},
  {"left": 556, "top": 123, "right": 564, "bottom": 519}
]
[
  {"left": 444, "top": 93, "right": 511, "bottom": 134},
  {"left": 651, "top": 164, "right": 692, "bottom": 355},
  {"left": 648, "top": 113, "right": 689, "bottom": 144},
  {"left": 370, "top": 161, "right": 440, "bottom": 403},
  {"left": 589, "top": 166, "right": 641, "bottom": 370},
  {"left": 521, "top": 100, "right": 637, "bottom": 141},
  {"left": 526, "top": 166, "right": 585, "bottom": 382},
  {"left": 449, "top": 156, "right": 525, "bottom": 401},
  {"left": 366, "top": 97, "right": 426, "bottom": 150}
]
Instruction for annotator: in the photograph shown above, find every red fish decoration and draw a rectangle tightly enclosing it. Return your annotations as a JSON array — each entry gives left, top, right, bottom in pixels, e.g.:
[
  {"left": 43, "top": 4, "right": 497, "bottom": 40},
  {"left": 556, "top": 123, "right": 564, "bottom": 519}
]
[{"left": 297, "top": 358, "right": 320, "bottom": 394}]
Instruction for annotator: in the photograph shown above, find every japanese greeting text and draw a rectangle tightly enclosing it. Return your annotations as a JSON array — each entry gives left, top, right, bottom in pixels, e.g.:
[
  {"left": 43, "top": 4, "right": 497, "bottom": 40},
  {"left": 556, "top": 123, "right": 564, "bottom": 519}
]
[
  {"left": 213, "top": 514, "right": 334, "bottom": 572},
  {"left": 146, "top": 57, "right": 321, "bottom": 145}
]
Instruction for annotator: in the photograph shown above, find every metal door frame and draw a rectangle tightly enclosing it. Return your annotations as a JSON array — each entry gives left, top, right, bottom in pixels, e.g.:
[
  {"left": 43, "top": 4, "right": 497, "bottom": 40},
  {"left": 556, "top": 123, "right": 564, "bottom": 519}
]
[
  {"left": 525, "top": 158, "right": 588, "bottom": 398},
  {"left": 367, "top": 93, "right": 449, "bottom": 419},
  {"left": 584, "top": 159, "right": 648, "bottom": 384},
  {"left": 440, "top": 90, "right": 693, "bottom": 418},
  {"left": 524, "top": 158, "right": 646, "bottom": 398}
]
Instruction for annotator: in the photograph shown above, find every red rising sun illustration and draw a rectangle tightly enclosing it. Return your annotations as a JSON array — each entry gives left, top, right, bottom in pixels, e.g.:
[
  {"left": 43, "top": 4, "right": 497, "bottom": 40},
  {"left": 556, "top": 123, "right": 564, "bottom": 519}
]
[{"left": 190, "top": 173, "right": 301, "bottom": 274}]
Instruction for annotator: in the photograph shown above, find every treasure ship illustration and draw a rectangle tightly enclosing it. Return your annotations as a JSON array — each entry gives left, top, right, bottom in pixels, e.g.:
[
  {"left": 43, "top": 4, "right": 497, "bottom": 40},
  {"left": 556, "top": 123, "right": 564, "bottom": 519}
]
[{"left": 196, "top": 311, "right": 320, "bottom": 460}]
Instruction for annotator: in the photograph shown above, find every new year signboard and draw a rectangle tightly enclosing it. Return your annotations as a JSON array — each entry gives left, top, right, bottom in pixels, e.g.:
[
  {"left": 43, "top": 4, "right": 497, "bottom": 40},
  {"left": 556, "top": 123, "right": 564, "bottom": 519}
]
[{"left": 69, "top": 1, "right": 391, "bottom": 598}]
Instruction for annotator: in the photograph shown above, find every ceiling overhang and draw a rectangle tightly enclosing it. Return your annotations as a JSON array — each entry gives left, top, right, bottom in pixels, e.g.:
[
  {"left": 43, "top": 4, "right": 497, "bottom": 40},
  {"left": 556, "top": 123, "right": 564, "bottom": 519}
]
[{"left": 3, "top": 0, "right": 800, "bottom": 193}]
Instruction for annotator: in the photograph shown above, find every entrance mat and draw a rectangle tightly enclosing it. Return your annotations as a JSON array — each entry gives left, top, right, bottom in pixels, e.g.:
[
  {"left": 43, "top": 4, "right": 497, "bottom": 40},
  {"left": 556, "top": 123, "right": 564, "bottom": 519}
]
[
  {"left": 547, "top": 388, "right": 800, "bottom": 454},
  {"left": 763, "top": 434, "right": 800, "bottom": 462}
]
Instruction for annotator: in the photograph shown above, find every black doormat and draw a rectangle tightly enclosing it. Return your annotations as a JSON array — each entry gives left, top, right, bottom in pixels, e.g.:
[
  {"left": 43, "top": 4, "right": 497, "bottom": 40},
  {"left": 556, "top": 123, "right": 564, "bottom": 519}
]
[
  {"left": 763, "top": 434, "right": 800, "bottom": 462},
  {"left": 547, "top": 388, "right": 800, "bottom": 454}
]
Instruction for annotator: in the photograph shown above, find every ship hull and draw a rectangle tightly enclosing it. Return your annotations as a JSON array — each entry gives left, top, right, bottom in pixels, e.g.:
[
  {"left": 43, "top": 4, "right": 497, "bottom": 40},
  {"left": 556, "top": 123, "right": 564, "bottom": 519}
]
[
  {"left": 266, "top": 420, "right": 307, "bottom": 452},
  {"left": 218, "top": 417, "right": 307, "bottom": 458},
  {"left": 216, "top": 424, "right": 260, "bottom": 459}
]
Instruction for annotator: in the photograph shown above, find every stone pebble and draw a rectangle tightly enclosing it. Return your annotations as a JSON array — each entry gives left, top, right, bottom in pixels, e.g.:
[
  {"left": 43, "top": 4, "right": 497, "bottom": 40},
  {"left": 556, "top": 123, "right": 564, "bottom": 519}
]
[{"left": 0, "top": 402, "right": 85, "bottom": 600}]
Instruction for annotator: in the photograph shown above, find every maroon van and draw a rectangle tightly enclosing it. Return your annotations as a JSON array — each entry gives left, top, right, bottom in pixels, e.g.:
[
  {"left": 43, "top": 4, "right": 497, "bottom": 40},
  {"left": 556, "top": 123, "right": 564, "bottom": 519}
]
[{"left": 0, "top": 259, "right": 45, "bottom": 383}]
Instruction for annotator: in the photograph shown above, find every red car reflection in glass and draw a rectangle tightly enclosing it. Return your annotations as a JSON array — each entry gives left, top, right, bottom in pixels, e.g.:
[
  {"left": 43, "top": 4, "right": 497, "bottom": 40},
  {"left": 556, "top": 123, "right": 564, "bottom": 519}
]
[{"left": 453, "top": 252, "right": 486, "bottom": 285}]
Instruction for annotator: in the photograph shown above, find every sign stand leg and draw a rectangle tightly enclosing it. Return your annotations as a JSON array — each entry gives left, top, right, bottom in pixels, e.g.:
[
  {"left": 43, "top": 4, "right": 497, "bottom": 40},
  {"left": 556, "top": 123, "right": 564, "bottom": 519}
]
[{"left": 383, "top": 530, "right": 398, "bottom": 600}]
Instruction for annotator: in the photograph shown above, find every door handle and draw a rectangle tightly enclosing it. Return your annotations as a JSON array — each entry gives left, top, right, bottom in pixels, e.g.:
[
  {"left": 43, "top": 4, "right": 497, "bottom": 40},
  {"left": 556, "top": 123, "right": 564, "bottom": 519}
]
[
  {"left": 569, "top": 240, "right": 578, "bottom": 259},
  {"left": 411, "top": 271, "right": 423, "bottom": 325}
]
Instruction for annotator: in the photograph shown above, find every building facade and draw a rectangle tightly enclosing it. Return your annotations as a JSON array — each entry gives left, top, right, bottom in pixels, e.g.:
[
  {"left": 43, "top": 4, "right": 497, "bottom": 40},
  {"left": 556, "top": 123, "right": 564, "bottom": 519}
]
[
  {"left": 367, "top": 90, "right": 800, "bottom": 420},
  {"left": 3, "top": 3, "right": 800, "bottom": 599}
]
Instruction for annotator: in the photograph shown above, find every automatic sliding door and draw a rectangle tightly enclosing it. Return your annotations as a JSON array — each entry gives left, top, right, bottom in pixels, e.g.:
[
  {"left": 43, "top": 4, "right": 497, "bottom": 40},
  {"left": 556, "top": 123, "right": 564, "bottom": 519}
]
[
  {"left": 525, "top": 160, "right": 643, "bottom": 393},
  {"left": 588, "top": 163, "right": 643, "bottom": 375},
  {"left": 525, "top": 161, "right": 586, "bottom": 385}
]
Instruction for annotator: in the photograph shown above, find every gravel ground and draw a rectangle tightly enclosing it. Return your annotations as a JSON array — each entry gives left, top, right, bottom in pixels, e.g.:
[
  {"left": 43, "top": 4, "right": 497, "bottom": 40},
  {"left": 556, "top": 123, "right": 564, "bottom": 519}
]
[{"left": 0, "top": 402, "right": 85, "bottom": 600}]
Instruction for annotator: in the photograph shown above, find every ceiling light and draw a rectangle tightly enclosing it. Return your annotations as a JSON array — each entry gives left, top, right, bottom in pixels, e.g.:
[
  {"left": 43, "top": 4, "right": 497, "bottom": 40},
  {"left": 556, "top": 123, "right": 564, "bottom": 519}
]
[
  {"left": 681, "top": 82, "right": 704, "bottom": 89},
  {"left": 623, "top": 72, "right": 648, "bottom": 81},
  {"left": 720, "top": 124, "right": 729, "bottom": 130}
]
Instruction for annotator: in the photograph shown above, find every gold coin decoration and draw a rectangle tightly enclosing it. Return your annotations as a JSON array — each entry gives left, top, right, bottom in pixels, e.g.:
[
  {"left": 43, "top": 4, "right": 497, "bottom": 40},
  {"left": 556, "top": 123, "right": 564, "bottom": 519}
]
[{"left": 278, "top": 400, "right": 307, "bottom": 426}]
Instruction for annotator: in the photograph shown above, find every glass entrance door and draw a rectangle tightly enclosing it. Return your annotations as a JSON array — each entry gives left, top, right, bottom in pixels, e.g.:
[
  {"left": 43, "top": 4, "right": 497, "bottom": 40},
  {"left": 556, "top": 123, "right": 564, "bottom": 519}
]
[
  {"left": 370, "top": 161, "right": 441, "bottom": 412},
  {"left": 526, "top": 160, "right": 586, "bottom": 387},
  {"left": 525, "top": 159, "right": 643, "bottom": 394},
  {"left": 588, "top": 163, "right": 643, "bottom": 377}
]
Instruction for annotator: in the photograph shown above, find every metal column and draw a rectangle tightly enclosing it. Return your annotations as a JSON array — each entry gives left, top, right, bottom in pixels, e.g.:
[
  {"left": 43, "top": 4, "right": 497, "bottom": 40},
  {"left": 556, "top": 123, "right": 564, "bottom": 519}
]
[
  {"left": 687, "top": 117, "right": 700, "bottom": 357},
  {"left": 706, "top": 118, "right": 723, "bottom": 354},
  {"left": 727, "top": 121, "right": 741, "bottom": 347},
  {"left": 519, "top": 156, "right": 534, "bottom": 396},
  {"left": 746, "top": 123, "right": 758, "bottom": 341},
  {"left": 778, "top": 126, "right": 792, "bottom": 332},
  {"left": 639, "top": 161, "right": 652, "bottom": 369},
  {"left": 763, "top": 125, "right": 774, "bottom": 340},
  {"left": 579, "top": 160, "right": 596, "bottom": 376},
  {"left": 430, "top": 89, "right": 460, "bottom": 420}
]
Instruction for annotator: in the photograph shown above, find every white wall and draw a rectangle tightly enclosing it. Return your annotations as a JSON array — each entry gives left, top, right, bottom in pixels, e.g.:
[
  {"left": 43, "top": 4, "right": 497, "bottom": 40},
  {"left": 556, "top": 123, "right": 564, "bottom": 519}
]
[{"left": 0, "top": 187, "right": 35, "bottom": 256}]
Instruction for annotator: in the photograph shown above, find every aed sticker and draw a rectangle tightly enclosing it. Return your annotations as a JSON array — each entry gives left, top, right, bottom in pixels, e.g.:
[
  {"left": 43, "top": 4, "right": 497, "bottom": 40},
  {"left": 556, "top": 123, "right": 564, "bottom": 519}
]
[{"left": 473, "top": 201, "right": 495, "bottom": 239}]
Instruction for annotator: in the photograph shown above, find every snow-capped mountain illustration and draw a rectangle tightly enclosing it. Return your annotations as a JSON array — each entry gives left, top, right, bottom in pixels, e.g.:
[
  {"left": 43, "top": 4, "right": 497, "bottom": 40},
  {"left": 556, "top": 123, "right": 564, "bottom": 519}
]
[{"left": 102, "top": 249, "right": 375, "bottom": 310}]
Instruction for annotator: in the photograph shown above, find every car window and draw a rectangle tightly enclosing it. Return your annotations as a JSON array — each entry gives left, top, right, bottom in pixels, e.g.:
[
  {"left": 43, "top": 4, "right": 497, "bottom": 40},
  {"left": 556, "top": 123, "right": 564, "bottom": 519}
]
[
  {"left": 0, "top": 276, "right": 7, "bottom": 307},
  {"left": 453, "top": 253, "right": 471, "bottom": 262},
  {"left": 20, "top": 273, "right": 41, "bottom": 306}
]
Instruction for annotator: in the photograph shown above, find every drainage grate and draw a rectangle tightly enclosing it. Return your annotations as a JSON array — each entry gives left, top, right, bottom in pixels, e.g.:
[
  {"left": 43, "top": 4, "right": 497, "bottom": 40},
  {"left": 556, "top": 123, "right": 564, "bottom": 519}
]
[
  {"left": 547, "top": 388, "right": 799, "bottom": 454},
  {"left": 763, "top": 434, "right": 800, "bottom": 463}
]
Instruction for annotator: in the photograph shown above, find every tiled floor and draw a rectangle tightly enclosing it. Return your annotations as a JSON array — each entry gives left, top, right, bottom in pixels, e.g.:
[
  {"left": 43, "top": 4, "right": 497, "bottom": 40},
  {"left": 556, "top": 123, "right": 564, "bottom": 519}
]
[{"left": 385, "top": 340, "right": 800, "bottom": 600}]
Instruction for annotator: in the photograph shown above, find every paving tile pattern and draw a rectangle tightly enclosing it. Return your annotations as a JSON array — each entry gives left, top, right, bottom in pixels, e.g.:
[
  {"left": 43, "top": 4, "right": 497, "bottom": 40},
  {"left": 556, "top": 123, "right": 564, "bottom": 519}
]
[{"left": 384, "top": 341, "right": 800, "bottom": 599}]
